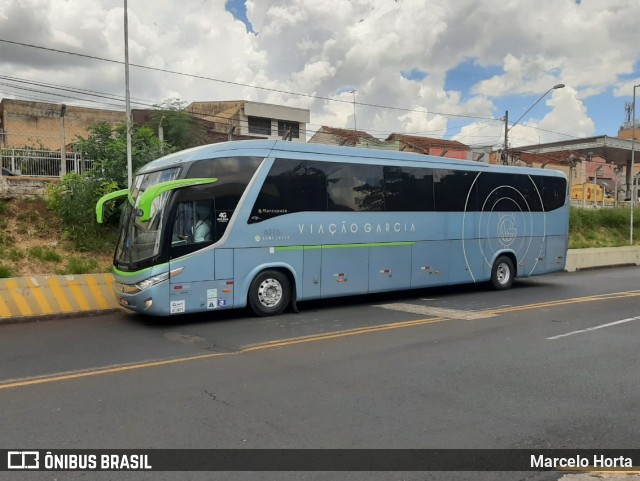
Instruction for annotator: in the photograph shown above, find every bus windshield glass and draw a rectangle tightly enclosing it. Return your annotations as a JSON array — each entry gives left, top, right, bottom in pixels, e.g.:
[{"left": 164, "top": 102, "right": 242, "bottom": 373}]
[{"left": 115, "top": 168, "right": 180, "bottom": 265}]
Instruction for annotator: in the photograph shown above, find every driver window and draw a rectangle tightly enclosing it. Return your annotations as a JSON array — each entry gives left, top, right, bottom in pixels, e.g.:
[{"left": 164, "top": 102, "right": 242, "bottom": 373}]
[{"left": 171, "top": 200, "right": 214, "bottom": 246}]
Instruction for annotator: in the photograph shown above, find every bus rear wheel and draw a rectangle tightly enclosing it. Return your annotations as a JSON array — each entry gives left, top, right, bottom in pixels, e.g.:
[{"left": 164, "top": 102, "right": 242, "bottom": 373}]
[
  {"left": 491, "top": 255, "right": 514, "bottom": 290},
  {"left": 248, "top": 270, "right": 291, "bottom": 317}
]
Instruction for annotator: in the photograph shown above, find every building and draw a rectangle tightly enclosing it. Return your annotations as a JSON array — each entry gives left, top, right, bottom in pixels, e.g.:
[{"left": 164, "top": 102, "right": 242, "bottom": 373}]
[
  {"left": 186, "top": 101, "right": 310, "bottom": 142},
  {"left": 309, "top": 126, "right": 386, "bottom": 147},
  {"left": 309, "top": 126, "right": 401, "bottom": 150},
  {"left": 0, "top": 99, "right": 125, "bottom": 150},
  {"left": 0, "top": 98, "right": 311, "bottom": 151},
  {"left": 386, "top": 133, "right": 470, "bottom": 159}
]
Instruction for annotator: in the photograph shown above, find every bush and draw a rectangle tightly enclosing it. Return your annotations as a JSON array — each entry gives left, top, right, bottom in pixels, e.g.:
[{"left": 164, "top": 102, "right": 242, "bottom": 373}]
[
  {"left": 60, "top": 256, "right": 102, "bottom": 275},
  {"left": 28, "top": 246, "right": 62, "bottom": 263},
  {"left": 0, "top": 231, "right": 14, "bottom": 247},
  {"left": 45, "top": 173, "right": 120, "bottom": 249},
  {"left": 16, "top": 210, "right": 39, "bottom": 222},
  {"left": 3, "top": 248, "right": 25, "bottom": 261},
  {"left": 0, "top": 265, "right": 14, "bottom": 278}
]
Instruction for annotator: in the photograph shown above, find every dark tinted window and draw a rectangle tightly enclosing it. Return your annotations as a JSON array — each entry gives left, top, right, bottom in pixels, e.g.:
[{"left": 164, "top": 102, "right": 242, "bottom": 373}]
[
  {"left": 383, "top": 166, "right": 434, "bottom": 211},
  {"left": 188, "top": 156, "right": 262, "bottom": 211},
  {"left": 326, "top": 163, "right": 384, "bottom": 212},
  {"left": 248, "top": 116, "right": 272, "bottom": 135},
  {"left": 433, "top": 169, "right": 478, "bottom": 211},
  {"left": 532, "top": 175, "right": 567, "bottom": 211},
  {"left": 477, "top": 172, "right": 544, "bottom": 212},
  {"left": 249, "top": 159, "right": 328, "bottom": 223},
  {"left": 278, "top": 121, "right": 300, "bottom": 139},
  {"left": 512, "top": 174, "right": 544, "bottom": 212}
]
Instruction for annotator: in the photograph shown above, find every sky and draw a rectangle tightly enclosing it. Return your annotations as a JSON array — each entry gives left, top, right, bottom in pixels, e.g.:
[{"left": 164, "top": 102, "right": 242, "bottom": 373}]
[{"left": 0, "top": 0, "right": 639, "bottom": 150}]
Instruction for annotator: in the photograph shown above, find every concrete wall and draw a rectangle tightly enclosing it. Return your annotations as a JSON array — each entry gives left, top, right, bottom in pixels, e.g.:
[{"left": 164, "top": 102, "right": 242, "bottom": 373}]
[
  {"left": 1, "top": 99, "right": 125, "bottom": 150},
  {"left": 0, "top": 176, "right": 59, "bottom": 197},
  {"left": 565, "top": 246, "right": 640, "bottom": 272}
]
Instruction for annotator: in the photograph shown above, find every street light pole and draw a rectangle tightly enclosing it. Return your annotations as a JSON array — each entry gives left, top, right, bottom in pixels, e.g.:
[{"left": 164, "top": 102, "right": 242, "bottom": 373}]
[
  {"left": 631, "top": 84, "right": 639, "bottom": 245},
  {"left": 124, "top": 0, "right": 133, "bottom": 188},
  {"left": 504, "top": 84, "right": 565, "bottom": 165}
]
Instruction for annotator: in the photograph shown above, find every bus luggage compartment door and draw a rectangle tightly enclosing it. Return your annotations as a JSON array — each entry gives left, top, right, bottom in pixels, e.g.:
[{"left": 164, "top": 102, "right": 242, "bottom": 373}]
[
  {"left": 368, "top": 244, "right": 412, "bottom": 292},
  {"left": 320, "top": 245, "right": 369, "bottom": 298},
  {"left": 410, "top": 240, "right": 450, "bottom": 288},
  {"left": 302, "top": 246, "right": 321, "bottom": 300}
]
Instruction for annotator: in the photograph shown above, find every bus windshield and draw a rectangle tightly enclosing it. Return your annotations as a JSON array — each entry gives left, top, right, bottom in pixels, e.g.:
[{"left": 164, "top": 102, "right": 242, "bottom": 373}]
[{"left": 115, "top": 168, "right": 180, "bottom": 266}]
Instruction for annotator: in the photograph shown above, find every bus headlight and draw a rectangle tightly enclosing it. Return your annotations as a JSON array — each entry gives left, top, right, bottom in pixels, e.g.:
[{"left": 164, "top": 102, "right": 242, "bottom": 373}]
[{"left": 135, "top": 272, "right": 170, "bottom": 291}]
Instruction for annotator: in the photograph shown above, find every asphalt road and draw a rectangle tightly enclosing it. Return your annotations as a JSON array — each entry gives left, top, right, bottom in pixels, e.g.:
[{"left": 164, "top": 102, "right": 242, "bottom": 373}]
[{"left": 1, "top": 266, "right": 640, "bottom": 481}]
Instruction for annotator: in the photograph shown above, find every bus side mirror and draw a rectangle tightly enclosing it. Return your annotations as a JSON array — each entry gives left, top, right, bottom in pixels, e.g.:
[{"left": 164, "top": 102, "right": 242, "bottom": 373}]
[
  {"left": 136, "top": 178, "right": 218, "bottom": 222},
  {"left": 95, "top": 189, "right": 130, "bottom": 224}
]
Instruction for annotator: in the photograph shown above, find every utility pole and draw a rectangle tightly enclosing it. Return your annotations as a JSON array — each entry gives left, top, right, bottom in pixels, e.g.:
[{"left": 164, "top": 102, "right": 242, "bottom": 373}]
[
  {"left": 158, "top": 115, "right": 165, "bottom": 154},
  {"left": 60, "top": 104, "right": 67, "bottom": 176},
  {"left": 503, "top": 111, "right": 509, "bottom": 165},
  {"left": 351, "top": 89, "right": 357, "bottom": 131}
]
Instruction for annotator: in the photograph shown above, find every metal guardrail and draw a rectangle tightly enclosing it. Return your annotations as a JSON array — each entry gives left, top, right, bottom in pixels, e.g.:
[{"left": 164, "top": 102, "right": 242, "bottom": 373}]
[{"left": 1, "top": 149, "right": 94, "bottom": 178}]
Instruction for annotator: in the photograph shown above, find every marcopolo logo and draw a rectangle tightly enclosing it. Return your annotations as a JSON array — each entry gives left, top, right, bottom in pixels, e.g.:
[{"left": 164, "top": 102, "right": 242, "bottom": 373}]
[{"left": 8, "top": 451, "right": 39, "bottom": 469}]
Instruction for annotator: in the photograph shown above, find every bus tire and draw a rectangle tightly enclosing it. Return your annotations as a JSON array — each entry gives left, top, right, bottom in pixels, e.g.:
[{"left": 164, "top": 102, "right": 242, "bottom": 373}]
[
  {"left": 248, "top": 270, "right": 291, "bottom": 317},
  {"left": 491, "top": 255, "right": 514, "bottom": 290}
]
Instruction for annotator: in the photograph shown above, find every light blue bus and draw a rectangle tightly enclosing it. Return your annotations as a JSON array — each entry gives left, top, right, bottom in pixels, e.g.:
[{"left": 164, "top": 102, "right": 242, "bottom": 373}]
[{"left": 96, "top": 140, "right": 569, "bottom": 317}]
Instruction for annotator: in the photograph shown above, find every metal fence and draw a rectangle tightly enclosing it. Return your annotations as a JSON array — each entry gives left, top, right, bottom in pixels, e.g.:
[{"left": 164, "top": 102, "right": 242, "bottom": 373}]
[{"left": 1, "top": 149, "right": 94, "bottom": 178}]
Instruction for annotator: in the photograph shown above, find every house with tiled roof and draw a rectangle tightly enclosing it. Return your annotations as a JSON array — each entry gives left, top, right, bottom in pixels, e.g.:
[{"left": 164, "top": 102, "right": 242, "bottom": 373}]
[
  {"left": 494, "top": 149, "right": 621, "bottom": 200},
  {"left": 385, "top": 133, "right": 470, "bottom": 159},
  {"left": 308, "top": 126, "right": 378, "bottom": 146}
]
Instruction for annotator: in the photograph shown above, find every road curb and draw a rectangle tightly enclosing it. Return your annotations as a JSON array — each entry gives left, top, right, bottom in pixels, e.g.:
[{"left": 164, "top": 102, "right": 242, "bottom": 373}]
[
  {"left": 0, "top": 273, "right": 121, "bottom": 324},
  {"left": 1, "top": 247, "right": 639, "bottom": 324}
]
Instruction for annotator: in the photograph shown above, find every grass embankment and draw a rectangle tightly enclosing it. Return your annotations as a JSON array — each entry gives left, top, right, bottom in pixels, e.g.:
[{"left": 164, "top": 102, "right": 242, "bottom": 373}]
[
  {"left": 569, "top": 206, "right": 640, "bottom": 248},
  {"left": 0, "top": 197, "right": 117, "bottom": 278},
  {"left": 1, "top": 200, "right": 639, "bottom": 278}
]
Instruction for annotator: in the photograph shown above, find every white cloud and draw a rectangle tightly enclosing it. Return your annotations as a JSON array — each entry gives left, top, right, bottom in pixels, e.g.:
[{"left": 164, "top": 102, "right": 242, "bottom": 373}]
[{"left": 1, "top": 0, "right": 639, "bottom": 141}]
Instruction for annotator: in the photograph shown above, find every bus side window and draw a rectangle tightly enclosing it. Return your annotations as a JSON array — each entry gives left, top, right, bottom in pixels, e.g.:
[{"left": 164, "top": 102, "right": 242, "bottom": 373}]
[
  {"left": 172, "top": 202, "right": 194, "bottom": 246},
  {"left": 171, "top": 200, "right": 214, "bottom": 246}
]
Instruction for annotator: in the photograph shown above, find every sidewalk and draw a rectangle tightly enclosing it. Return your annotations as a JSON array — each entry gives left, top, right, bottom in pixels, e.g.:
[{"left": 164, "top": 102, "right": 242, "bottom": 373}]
[{"left": 1, "top": 247, "right": 639, "bottom": 324}]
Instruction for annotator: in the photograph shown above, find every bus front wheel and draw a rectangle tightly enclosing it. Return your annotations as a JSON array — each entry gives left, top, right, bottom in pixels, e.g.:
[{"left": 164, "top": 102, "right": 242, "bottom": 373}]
[
  {"left": 491, "top": 255, "right": 514, "bottom": 290},
  {"left": 248, "top": 270, "right": 291, "bottom": 317}
]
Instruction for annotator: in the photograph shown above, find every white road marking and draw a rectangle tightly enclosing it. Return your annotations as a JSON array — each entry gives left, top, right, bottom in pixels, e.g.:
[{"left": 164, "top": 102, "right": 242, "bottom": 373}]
[
  {"left": 375, "top": 303, "right": 495, "bottom": 320},
  {"left": 547, "top": 315, "right": 640, "bottom": 340}
]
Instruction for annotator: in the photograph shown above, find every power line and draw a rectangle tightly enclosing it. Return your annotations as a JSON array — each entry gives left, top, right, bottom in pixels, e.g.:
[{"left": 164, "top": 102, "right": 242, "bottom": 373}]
[
  {"left": 0, "top": 70, "right": 581, "bottom": 145},
  {"left": 0, "top": 38, "right": 497, "bottom": 122}
]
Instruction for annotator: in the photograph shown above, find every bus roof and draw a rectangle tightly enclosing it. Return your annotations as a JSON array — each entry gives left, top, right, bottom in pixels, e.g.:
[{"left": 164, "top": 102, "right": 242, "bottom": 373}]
[{"left": 137, "top": 140, "right": 566, "bottom": 179}]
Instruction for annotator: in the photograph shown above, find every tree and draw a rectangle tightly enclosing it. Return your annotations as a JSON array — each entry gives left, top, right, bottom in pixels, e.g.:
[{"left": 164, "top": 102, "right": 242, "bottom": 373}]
[
  {"left": 73, "top": 121, "right": 169, "bottom": 188},
  {"left": 46, "top": 121, "right": 171, "bottom": 250},
  {"left": 149, "top": 98, "right": 209, "bottom": 150}
]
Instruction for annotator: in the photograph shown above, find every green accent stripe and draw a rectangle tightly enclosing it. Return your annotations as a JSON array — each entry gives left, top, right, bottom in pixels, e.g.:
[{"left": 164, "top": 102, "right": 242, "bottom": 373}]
[
  {"left": 112, "top": 263, "right": 169, "bottom": 277},
  {"left": 275, "top": 242, "right": 415, "bottom": 252}
]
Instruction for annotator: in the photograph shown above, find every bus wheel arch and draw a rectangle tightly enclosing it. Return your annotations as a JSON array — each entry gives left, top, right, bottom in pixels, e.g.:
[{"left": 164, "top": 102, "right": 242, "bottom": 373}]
[
  {"left": 247, "top": 268, "right": 294, "bottom": 317},
  {"left": 490, "top": 253, "right": 516, "bottom": 290}
]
